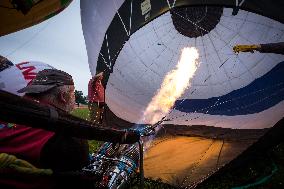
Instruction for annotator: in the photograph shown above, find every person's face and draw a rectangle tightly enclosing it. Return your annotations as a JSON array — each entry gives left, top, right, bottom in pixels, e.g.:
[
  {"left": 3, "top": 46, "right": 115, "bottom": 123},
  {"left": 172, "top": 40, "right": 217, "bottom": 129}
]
[
  {"left": 68, "top": 85, "right": 76, "bottom": 112},
  {"left": 62, "top": 85, "right": 75, "bottom": 112}
]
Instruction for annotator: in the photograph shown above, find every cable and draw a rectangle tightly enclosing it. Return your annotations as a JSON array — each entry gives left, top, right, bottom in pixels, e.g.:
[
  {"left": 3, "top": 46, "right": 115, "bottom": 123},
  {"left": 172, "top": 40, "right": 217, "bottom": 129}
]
[{"left": 5, "top": 20, "right": 51, "bottom": 58}]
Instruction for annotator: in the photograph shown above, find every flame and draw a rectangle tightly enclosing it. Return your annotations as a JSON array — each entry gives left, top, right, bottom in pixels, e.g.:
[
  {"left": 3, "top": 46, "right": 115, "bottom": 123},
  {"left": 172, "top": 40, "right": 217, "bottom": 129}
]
[{"left": 142, "top": 47, "right": 200, "bottom": 124}]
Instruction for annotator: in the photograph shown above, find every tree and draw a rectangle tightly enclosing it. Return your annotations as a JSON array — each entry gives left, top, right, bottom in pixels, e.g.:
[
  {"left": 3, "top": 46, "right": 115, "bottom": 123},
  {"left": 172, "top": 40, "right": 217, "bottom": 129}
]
[{"left": 74, "top": 90, "right": 87, "bottom": 105}]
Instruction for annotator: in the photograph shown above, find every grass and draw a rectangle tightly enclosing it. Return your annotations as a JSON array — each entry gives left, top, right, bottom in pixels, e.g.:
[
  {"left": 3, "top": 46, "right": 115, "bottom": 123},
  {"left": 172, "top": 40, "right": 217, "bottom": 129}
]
[
  {"left": 72, "top": 108, "right": 102, "bottom": 153},
  {"left": 72, "top": 108, "right": 90, "bottom": 121},
  {"left": 197, "top": 142, "right": 284, "bottom": 189}
]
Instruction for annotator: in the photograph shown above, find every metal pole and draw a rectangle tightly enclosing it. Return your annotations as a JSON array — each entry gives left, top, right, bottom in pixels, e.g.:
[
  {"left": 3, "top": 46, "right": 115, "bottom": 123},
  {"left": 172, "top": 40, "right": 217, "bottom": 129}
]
[{"left": 138, "top": 140, "right": 144, "bottom": 189}]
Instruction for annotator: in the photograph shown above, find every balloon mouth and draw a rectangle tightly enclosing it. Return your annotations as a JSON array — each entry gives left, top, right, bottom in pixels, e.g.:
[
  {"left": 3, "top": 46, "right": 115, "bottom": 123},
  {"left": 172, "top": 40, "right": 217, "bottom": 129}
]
[{"left": 170, "top": 6, "right": 223, "bottom": 38}]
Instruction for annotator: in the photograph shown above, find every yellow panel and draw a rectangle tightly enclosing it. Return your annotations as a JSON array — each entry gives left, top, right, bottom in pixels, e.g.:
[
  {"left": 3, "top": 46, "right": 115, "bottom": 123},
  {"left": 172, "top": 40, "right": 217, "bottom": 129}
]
[{"left": 0, "top": 0, "right": 72, "bottom": 36}]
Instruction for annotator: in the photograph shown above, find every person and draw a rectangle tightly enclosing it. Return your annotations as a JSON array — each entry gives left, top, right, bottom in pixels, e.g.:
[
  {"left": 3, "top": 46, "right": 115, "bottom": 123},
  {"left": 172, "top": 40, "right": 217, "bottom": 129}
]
[
  {"left": 88, "top": 72, "right": 105, "bottom": 124},
  {"left": 0, "top": 69, "right": 89, "bottom": 188}
]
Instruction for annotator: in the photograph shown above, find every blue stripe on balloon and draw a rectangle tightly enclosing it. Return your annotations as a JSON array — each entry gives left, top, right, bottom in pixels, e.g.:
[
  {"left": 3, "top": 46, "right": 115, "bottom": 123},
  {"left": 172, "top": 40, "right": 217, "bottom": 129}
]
[{"left": 175, "top": 61, "right": 284, "bottom": 116}]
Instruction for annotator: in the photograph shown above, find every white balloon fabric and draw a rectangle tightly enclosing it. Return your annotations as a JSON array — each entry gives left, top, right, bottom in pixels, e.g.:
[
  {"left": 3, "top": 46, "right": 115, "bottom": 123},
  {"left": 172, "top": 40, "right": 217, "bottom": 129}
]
[
  {"left": 107, "top": 9, "right": 284, "bottom": 129},
  {"left": 81, "top": 0, "right": 125, "bottom": 76},
  {"left": 0, "top": 61, "right": 54, "bottom": 96},
  {"left": 81, "top": 1, "right": 284, "bottom": 129}
]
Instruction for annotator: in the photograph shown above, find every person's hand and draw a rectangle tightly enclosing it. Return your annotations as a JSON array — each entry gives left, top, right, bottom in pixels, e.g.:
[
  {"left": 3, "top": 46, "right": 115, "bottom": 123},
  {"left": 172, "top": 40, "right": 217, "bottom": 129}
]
[
  {"left": 120, "top": 130, "right": 140, "bottom": 144},
  {"left": 90, "top": 76, "right": 96, "bottom": 84}
]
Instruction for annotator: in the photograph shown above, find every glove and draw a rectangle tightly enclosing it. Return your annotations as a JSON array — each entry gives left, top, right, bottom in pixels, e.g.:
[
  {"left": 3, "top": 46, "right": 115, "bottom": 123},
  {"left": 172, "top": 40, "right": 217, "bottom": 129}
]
[{"left": 120, "top": 130, "right": 141, "bottom": 144}]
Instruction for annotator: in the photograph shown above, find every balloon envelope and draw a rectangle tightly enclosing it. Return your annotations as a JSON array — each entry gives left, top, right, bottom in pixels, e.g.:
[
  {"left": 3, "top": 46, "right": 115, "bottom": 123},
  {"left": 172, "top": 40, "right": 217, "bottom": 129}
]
[
  {"left": 0, "top": 61, "right": 54, "bottom": 96},
  {"left": 0, "top": 0, "right": 72, "bottom": 37},
  {"left": 81, "top": 1, "right": 284, "bottom": 129},
  {"left": 81, "top": 2, "right": 284, "bottom": 184}
]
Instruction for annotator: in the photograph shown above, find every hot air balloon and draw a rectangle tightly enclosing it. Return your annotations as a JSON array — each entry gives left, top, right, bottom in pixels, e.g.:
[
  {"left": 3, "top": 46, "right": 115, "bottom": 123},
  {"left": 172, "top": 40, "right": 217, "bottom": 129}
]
[
  {"left": 81, "top": 0, "right": 284, "bottom": 187},
  {"left": 0, "top": 60, "right": 54, "bottom": 96},
  {"left": 0, "top": 0, "right": 283, "bottom": 188},
  {"left": 0, "top": 0, "right": 72, "bottom": 36}
]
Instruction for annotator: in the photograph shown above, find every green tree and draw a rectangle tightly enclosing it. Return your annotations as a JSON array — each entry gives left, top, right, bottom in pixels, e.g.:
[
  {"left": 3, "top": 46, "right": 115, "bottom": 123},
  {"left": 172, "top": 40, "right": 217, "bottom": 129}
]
[{"left": 74, "top": 90, "right": 87, "bottom": 105}]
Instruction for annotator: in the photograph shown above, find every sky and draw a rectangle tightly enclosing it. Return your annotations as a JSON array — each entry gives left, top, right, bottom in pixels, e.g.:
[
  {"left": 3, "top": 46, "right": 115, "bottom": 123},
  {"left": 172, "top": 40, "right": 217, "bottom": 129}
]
[{"left": 0, "top": 1, "right": 90, "bottom": 95}]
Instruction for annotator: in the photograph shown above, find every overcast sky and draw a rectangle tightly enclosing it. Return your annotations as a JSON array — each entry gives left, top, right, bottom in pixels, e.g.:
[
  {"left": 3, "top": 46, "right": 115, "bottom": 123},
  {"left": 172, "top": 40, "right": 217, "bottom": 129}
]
[{"left": 0, "top": 1, "right": 90, "bottom": 95}]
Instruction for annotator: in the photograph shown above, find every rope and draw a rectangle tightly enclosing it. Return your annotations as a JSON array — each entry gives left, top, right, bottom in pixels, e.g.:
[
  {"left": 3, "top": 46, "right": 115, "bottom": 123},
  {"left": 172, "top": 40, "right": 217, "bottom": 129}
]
[
  {"left": 0, "top": 153, "right": 53, "bottom": 176},
  {"left": 5, "top": 20, "right": 51, "bottom": 58}
]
